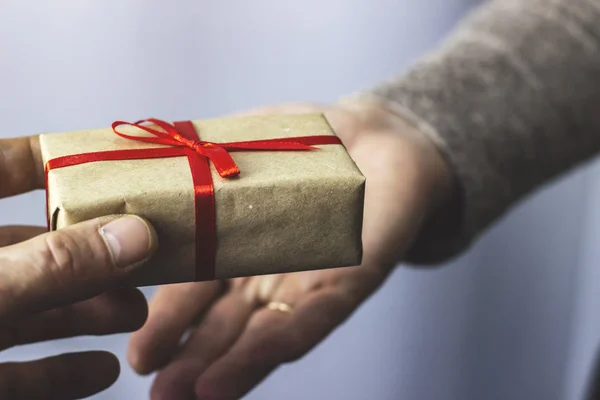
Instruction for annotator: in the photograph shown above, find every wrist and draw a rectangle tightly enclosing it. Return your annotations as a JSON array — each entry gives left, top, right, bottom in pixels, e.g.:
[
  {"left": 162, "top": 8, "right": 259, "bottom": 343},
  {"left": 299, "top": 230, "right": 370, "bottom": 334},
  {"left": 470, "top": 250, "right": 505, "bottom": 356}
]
[
  {"left": 334, "top": 97, "right": 461, "bottom": 266},
  {"left": 336, "top": 98, "right": 457, "bottom": 218}
]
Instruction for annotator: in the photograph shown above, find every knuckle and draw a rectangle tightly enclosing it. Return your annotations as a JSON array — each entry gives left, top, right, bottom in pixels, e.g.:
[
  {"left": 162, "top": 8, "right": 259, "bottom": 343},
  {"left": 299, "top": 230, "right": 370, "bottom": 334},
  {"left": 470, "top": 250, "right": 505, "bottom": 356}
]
[
  {"left": 42, "top": 233, "right": 79, "bottom": 280},
  {"left": 41, "top": 230, "right": 106, "bottom": 282}
]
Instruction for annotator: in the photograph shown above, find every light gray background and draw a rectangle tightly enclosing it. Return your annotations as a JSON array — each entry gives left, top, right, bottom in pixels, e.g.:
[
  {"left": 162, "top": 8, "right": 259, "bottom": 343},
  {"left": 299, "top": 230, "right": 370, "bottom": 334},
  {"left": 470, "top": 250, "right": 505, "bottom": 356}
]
[{"left": 0, "top": 1, "right": 597, "bottom": 399}]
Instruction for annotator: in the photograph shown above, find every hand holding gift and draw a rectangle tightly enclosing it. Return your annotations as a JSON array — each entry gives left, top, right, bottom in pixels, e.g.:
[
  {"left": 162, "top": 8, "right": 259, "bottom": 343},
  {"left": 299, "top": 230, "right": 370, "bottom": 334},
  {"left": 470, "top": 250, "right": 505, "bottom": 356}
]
[
  {"left": 0, "top": 136, "right": 157, "bottom": 399},
  {"left": 128, "top": 102, "right": 455, "bottom": 400}
]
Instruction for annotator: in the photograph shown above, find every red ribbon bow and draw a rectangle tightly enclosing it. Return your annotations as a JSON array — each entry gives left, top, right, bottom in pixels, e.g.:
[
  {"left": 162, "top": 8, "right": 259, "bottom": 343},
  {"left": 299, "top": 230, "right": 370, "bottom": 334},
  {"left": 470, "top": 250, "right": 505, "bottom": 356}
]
[{"left": 45, "top": 118, "right": 342, "bottom": 281}]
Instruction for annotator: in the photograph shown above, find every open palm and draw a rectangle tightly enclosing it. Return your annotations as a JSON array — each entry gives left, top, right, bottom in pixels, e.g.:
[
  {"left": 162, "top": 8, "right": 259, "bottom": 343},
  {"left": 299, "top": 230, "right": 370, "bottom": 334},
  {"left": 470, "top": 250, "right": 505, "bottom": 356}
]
[{"left": 127, "top": 102, "right": 453, "bottom": 400}]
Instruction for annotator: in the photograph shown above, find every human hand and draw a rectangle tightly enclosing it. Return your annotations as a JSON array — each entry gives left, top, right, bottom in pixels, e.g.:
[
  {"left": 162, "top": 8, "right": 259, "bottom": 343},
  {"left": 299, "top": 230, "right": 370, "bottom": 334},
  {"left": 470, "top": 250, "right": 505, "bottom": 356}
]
[
  {"left": 0, "top": 136, "right": 157, "bottom": 399},
  {"left": 128, "top": 102, "right": 455, "bottom": 399}
]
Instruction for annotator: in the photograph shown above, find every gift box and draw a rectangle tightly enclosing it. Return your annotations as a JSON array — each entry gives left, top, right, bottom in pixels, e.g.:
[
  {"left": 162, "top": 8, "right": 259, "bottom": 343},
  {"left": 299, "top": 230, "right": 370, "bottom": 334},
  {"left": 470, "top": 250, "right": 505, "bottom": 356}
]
[{"left": 40, "top": 113, "right": 365, "bottom": 287}]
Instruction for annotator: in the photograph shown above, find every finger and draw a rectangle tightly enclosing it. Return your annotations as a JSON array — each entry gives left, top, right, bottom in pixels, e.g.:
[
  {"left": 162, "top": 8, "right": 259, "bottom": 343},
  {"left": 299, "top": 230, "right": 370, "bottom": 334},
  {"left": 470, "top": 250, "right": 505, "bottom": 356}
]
[
  {"left": 128, "top": 281, "right": 221, "bottom": 375},
  {"left": 0, "top": 288, "right": 148, "bottom": 350},
  {"left": 0, "top": 136, "right": 44, "bottom": 198},
  {"left": 149, "top": 291, "right": 256, "bottom": 400},
  {"left": 194, "top": 288, "right": 358, "bottom": 400},
  {"left": 267, "top": 273, "right": 305, "bottom": 306},
  {"left": 0, "top": 215, "right": 157, "bottom": 320},
  {"left": 0, "top": 351, "right": 120, "bottom": 400},
  {"left": 0, "top": 226, "right": 45, "bottom": 247}
]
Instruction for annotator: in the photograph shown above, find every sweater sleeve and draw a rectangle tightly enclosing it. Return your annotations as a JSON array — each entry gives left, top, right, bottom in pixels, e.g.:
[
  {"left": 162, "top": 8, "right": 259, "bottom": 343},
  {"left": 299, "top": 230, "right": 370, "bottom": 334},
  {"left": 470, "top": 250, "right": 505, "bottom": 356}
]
[{"left": 352, "top": 0, "right": 600, "bottom": 264}]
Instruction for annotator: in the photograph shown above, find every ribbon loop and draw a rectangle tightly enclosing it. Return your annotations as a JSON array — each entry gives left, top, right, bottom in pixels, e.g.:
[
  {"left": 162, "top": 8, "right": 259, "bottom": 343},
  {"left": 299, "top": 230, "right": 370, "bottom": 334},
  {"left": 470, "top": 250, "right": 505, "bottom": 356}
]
[
  {"left": 201, "top": 145, "right": 240, "bottom": 177},
  {"left": 112, "top": 119, "right": 342, "bottom": 179},
  {"left": 112, "top": 119, "right": 241, "bottom": 178}
]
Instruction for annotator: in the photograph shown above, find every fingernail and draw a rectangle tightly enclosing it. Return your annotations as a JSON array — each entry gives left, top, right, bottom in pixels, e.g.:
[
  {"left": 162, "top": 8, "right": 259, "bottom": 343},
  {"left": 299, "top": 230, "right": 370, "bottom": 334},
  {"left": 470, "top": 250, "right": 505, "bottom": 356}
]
[{"left": 99, "top": 216, "right": 154, "bottom": 269}]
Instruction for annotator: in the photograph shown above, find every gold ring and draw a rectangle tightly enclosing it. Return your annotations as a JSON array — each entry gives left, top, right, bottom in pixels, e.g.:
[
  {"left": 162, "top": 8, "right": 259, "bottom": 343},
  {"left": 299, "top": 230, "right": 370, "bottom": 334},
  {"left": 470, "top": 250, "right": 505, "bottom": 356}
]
[{"left": 266, "top": 301, "right": 293, "bottom": 314}]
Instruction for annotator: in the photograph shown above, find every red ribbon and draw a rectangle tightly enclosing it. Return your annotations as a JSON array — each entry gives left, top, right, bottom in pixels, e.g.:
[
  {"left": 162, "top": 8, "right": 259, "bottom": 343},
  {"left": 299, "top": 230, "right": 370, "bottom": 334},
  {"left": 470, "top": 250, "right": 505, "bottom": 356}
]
[{"left": 45, "top": 118, "right": 342, "bottom": 281}]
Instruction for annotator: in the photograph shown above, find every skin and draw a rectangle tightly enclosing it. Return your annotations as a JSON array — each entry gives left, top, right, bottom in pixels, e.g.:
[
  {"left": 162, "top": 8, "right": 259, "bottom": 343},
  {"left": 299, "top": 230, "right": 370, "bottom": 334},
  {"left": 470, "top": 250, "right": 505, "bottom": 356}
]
[
  {"left": 127, "top": 102, "right": 456, "bottom": 400},
  {"left": 0, "top": 136, "right": 157, "bottom": 399}
]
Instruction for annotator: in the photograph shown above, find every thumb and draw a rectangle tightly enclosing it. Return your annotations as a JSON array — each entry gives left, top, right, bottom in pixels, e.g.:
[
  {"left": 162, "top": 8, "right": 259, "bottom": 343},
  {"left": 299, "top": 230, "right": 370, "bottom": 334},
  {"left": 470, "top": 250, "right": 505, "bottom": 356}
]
[{"left": 0, "top": 215, "right": 157, "bottom": 320}]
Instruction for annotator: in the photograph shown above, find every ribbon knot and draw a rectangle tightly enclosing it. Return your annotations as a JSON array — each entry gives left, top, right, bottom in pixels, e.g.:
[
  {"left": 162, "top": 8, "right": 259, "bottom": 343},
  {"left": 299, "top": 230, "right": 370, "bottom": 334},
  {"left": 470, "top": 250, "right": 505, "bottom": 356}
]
[
  {"left": 174, "top": 135, "right": 212, "bottom": 154},
  {"left": 190, "top": 142, "right": 209, "bottom": 154},
  {"left": 190, "top": 141, "right": 204, "bottom": 153},
  {"left": 111, "top": 119, "right": 244, "bottom": 177}
]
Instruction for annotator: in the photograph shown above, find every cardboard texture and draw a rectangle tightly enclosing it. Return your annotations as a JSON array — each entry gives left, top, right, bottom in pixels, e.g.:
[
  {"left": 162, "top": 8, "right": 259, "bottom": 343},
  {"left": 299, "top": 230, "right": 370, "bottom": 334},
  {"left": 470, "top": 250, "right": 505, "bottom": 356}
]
[{"left": 40, "top": 113, "right": 365, "bottom": 287}]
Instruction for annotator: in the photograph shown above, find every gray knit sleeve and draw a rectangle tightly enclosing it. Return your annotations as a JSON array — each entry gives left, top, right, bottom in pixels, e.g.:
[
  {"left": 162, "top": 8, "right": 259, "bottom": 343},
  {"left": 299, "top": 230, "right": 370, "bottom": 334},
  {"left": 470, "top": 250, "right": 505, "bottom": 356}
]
[{"left": 354, "top": 0, "right": 600, "bottom": 264}]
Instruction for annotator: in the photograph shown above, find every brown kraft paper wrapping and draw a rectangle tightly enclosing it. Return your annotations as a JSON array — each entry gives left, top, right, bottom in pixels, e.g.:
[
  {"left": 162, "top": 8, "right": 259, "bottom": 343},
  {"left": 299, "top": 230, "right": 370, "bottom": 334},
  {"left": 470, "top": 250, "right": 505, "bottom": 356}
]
[{"left": 40, "top": 113, "right": 365, "bottom": 287}]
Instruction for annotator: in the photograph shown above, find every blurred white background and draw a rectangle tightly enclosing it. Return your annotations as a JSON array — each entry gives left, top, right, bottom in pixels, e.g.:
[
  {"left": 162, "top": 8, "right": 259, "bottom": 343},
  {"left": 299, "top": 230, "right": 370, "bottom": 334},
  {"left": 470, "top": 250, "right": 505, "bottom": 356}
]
[{"left": 2, "top": 1, "right": 599, "bottom": 399}]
